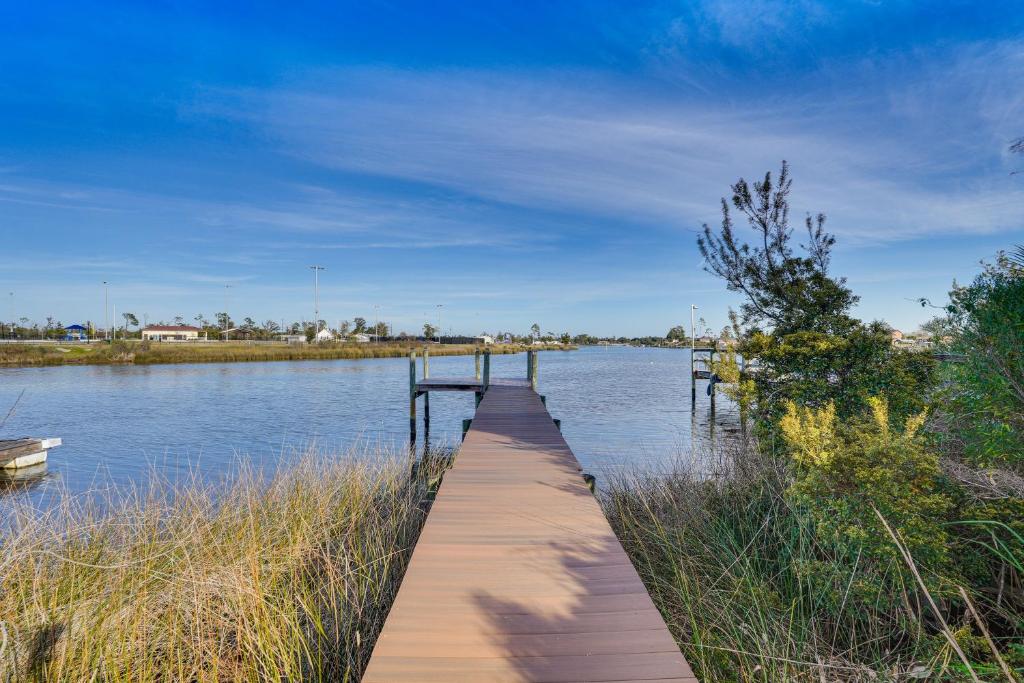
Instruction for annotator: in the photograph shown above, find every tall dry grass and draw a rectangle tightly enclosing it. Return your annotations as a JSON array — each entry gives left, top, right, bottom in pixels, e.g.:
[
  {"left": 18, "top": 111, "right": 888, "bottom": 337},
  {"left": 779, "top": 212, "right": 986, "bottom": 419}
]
[
  {"left": 0, "top": 451, "right": 441, "bottom": 681},
  {"left": 601, "top": 443, "right": 1022, "bottom": 682},
  {"left": 0, "top": 342, "right": 571, "bottom": 367}
]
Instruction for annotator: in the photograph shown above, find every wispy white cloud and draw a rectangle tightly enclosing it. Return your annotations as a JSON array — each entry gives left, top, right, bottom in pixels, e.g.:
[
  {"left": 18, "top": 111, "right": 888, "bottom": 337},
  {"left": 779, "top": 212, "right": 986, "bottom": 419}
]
[{"left": 200, "top": 41, "right": 1023, "bottom": 245}]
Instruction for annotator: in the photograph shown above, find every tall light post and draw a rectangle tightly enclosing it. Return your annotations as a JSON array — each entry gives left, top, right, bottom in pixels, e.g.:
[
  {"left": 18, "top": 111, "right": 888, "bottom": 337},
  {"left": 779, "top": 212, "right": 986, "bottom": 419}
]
[
  {"left": 436, "top": 304, "right": 443, "bottom": 344},
  {"left": 7, "top": 292, "right": 13, "bottom": 339},
  {"left": 373, "top": 304, "right": 381, "bottom": 343},
  {"left": 309, "top": 265, "right": 325, "bottom": 339},
  {"left": 223, "top": 284, "right": 232, "bottom": 340},
  {"left": 103, "top": 281, "right": 109, "bottom": 341}
]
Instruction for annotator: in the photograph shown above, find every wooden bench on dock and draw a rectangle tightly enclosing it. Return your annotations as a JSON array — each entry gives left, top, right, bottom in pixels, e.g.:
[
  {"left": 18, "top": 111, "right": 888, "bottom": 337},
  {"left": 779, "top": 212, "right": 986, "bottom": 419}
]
[{"left": 364, "top": 352, "right": 695, "bottom": 682}]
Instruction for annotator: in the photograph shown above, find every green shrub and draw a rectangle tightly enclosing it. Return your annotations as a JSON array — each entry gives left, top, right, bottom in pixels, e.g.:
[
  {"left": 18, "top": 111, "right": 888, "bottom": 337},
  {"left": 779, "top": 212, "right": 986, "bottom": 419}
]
[
  {"left": 940, "top": 255, "right": 1024, "bottom": 468},
  {"left": 781, "top": 398, "right": 952, "bottom": 612}
]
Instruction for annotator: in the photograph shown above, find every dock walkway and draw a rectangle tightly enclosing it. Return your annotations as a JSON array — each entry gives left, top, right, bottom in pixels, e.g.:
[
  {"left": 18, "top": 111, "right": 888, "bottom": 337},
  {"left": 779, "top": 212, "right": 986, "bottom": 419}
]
[{"left": 363, "top": 379, "right": 695, "bottom": 682}]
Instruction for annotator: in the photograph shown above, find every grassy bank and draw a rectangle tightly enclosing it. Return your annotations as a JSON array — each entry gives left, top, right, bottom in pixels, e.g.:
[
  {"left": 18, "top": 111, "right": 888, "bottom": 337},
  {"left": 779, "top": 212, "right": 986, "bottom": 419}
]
[
  {"left": 602, "top": 444, "right": 1023, "bottom": 682},
  {"left": 0, "top": 341, "right": 573, "bottom": 367},
  {"left": 0, "top": 453, "right": 443, "bottom": 681}
]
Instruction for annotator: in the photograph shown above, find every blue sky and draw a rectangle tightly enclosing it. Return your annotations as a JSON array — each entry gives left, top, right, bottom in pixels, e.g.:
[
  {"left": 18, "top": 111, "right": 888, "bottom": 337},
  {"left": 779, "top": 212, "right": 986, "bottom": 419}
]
[{"left": 2, "top": 1, "right": 1022, "bottom": 337}]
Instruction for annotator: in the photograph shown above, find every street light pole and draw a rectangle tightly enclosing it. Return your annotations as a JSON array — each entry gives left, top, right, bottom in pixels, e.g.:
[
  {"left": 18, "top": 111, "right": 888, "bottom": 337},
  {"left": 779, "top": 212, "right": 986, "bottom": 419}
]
[
  {"left": 224, "top": 284, "right": 232, "bottom": 341},
  {"left": 309, "top": 265, "right": 325, "bottom": 339},
  {"left": 374, "top": 304, "right": 380, "bottom": 343},
  {"left": 436, "top": 304, "right": 442, "bottom": 344},
  {"left": 7, "top": 292, "right": 12, "bottom": 339},
  {"left": 103, "top": 281, "right": 109, "bottom": 341}
]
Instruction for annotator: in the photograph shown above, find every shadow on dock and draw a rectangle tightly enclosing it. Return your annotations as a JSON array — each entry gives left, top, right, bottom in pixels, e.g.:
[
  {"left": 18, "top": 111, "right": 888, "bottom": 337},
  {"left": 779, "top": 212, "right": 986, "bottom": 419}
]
[{"left": 467, "top": 537, "right": 693, "bottom": 681}]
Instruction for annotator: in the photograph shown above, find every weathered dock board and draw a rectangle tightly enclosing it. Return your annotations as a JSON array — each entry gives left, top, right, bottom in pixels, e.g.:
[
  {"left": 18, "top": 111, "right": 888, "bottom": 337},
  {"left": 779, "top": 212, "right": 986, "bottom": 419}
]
[
  {"left": 364, "top": 383, "right": 695, "bottom": 682},
  {"left": 0, "top": 438, "right": 61, "bottom": 468}
]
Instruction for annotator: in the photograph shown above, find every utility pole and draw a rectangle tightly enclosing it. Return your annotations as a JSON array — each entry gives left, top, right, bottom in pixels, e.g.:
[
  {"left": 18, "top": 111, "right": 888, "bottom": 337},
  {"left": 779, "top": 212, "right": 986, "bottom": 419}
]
[
  {"left": 374, "top": 304, "right": 381, "bottom": 343},
  {"left": 7, "top": 292, "right": 12, "bottom": 339},
  {"left": 103, "top": 281, "right": 109, "bottom": 341},
  {"left": 436, "top": 304, "right": 443, "bottom": 344},
  {"left": 309, "top": 265, "right": 325, "bottom": 339}
]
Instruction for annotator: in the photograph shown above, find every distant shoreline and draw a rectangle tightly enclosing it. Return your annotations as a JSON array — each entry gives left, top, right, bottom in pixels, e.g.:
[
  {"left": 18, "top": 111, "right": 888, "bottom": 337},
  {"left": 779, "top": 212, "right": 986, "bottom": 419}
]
[{"left": 0, "top": 341, "right": 574, "bottom": 368}]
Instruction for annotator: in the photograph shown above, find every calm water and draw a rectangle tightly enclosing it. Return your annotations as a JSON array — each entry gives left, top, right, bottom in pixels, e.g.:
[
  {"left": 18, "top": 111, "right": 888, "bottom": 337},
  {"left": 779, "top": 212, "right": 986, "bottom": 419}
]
[{"left": 0, "top": 346, "right": 736, "bottom": 508}]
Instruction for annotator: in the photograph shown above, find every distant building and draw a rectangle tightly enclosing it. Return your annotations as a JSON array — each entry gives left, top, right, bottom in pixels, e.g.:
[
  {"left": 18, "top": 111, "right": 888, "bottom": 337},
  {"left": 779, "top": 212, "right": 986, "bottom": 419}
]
[
  {"left": 890, "top": 329, "right": 904, "bottom": 342},
  {"left": 142, "top": 325, "right": 201, "bottom": 341},
  {"left": 64, "top": 324, "right": 88, "bottom": 341},
  {"left": 351, "top": 333, "right": 371, "bottom": 343},
  {"left": 315, "top": 328, "right": 336, "bottom": 343},
  {"left": 279, "top": 334, "right": 306, "bottom": 344},
  {"left": 474, "top": 335, "right": 494, "bottom": 345}
]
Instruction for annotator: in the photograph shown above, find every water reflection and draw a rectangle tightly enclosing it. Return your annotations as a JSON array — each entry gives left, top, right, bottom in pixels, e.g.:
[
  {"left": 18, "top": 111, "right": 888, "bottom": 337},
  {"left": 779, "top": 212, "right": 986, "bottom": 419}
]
[
  {"left": 0, "top": 462, "right": 49, "bottom": 493},
  {"left": 0, "top": 347, "right": 737, "bottom": 510}
]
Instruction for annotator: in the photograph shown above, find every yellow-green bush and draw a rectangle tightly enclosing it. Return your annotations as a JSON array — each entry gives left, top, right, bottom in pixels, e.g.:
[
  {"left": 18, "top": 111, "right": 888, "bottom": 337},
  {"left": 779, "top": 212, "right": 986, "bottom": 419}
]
[{"left": 781, "top": 398, "right": 952, "bottom": 612}]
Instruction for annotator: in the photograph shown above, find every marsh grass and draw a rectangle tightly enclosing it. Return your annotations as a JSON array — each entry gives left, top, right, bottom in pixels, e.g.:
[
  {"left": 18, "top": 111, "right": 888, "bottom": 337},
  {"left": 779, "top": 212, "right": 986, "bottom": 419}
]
[
  {"left": 0, "top": 450, "right": 443, "bottom": 681},
  {"left": 0, "top": 342, "right": 571, "bottom": 367},
  {"left": 601, "top": 442, "right": 1022, "bottom": 682}
]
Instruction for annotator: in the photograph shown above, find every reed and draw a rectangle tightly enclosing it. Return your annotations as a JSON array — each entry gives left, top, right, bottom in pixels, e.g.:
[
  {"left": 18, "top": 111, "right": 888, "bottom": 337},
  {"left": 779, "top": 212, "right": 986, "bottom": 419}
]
[
  {"left": 600, "top": 443, "right": 1022, "bottom": 682},
  {"left": 0, "top": 342, "right": 573, "bottom": 367},
  {"left": 0, "top": 450, "right": 442, "bottom": 681}
]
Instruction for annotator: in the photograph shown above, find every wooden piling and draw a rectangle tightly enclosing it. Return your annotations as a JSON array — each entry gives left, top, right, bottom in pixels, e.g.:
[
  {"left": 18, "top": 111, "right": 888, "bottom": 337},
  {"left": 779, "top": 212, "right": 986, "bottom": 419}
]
[
  {"left": 422, "top": 347, "right": 430, "bottom": 429},
  {"left": 527, "top": 349, "right": 538, "bottom": 391},
  {"left": 690, "top": 347, "right": 696, "bottom": 408},
  {"left": 408, "top": 350, "right": 417, "bottom": 445},
  {"left": 474, "top": 348, "right": 481, "bottom": 380},
  {"left": 482, "top": 350, "right": 491, "bottom": 390},
  {"left": 709, "top": 349, "right": 716, "bottom": 417}
]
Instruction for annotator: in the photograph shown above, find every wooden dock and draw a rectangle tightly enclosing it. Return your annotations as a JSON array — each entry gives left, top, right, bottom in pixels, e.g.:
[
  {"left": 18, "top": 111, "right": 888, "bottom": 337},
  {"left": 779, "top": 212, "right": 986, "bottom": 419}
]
[
  {"left": 0, "top": 438, "right": 61, "bottom": 469},
  {"left": 364, "top": 355, "right": 695, "bottom": 682}
]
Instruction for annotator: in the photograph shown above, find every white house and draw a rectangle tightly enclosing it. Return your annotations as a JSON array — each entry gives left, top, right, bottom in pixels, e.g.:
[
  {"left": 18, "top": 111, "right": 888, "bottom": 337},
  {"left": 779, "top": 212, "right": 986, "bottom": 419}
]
[
  {"left": 315, "top": 328, "right": 336, "bottom": 343},
  {"left": 141, "top": 325, "right": 201, "bottom": 341},
  {"left": 474, "top": 335, "right": 494, "bottom": 345},
  {"left": 351, "top": 333, "right": 371, "bottom": 343}
]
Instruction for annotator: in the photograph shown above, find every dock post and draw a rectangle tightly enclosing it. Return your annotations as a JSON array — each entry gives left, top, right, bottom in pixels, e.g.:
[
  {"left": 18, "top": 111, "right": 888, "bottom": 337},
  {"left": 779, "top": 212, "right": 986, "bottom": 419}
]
[
  {"left": 527, "top": 350, "right": 538, "bottom": 391},
  {"left": 462, "top": 418, "right": 472, "bottom": 441},
  {"left": 483, "top": 350, "right": 491, "bottom": 391},
  {"left": 422, "top": 347, "right": 430, "bottom": 431},
  {"left": 409, "top": 350, "right": 417, "bottom": 446},
  {"left": 474, "top": 348, "right": 481, "bottom": 380},
  {"left": 690, "top": 349, "right": 696, "bottom": 409},
  {"left": 532, "top": 350, "right": 539, "bottom": 391},
  {"left": 709, "top": 359, "right": 716, "bottom": 419}
]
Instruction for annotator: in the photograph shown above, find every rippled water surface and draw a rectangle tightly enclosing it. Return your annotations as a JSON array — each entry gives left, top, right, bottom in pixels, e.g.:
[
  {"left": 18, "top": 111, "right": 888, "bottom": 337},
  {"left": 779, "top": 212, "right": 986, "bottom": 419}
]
[{"left": 0, "top": 346, "right": 736, "bottom": 507}]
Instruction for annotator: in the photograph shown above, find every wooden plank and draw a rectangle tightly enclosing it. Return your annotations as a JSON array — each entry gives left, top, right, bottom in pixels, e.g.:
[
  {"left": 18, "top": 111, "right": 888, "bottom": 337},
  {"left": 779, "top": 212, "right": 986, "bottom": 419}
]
[
  {"left": 362, "top": 384, "right": 695, "bottom": 682},
  {"left": 0, "top": 439, "right": 44, "bottom": 466}
]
